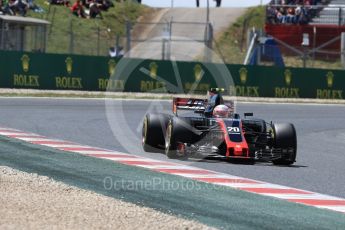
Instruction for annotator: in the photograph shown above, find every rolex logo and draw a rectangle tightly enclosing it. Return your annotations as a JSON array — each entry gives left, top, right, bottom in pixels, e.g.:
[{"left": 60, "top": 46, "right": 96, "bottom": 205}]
[
  {"left": 21, "top": 54, "right": 30, "bottom": 72},
  {"left": 65, "top": 57, "right": 73, "bottom": 75},
  {"left": 239, "top": 67, "right": 248, "bottom": 84},
  {"left": 326, "top": 71, "right": 334, "bottom": 88},
  {"left": 194, "top": 64, "right": 203, "bottom": 81},
  {"left": 284, "top": 69, "right": 292, "bottom": 86},
  {"left": 108, "top": 59, "right": 116, "bottom": 76},
  {"left": 149, "top": 62, "right": 158, "bottom": 79}
]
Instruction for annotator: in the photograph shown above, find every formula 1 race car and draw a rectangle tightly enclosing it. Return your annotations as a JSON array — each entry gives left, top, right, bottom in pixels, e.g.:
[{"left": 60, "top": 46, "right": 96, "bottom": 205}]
[{"left": 142, "top": 89, "right": 297, "bottom": 165}]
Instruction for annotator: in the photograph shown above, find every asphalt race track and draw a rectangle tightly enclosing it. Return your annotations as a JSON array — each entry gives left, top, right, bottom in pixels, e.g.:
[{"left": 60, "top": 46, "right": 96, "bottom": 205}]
[{"left": 0, "top": 97, "right": 344, "bottom": 198}]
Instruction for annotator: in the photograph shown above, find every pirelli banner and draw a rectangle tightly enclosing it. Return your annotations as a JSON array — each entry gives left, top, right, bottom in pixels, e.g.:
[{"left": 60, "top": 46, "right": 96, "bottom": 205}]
[{"left": 0, "top": 50, "right": 344, "bottom": 99}]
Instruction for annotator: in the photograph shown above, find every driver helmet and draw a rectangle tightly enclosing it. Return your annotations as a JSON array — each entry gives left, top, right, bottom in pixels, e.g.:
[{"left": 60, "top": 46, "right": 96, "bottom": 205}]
[{"left": 213, "top": 105, "right": 230, "bottom": 118}]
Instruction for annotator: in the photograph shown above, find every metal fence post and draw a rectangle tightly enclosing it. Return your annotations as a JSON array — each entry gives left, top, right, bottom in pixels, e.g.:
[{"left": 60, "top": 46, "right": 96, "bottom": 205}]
[
  {"left": 69, "top": 18, "right": 74, "bottom": 54},
  {"left": 208, "top": 23, "right": 213, "bottom": 50},
  {"left": 257, "top": 42, "right": 261, "bottom": 66},
  {"left": 206, "top": 0, "right": 210, "bottom": 24},
  {"left": 43, "top": 26, "right": 47, "bottom": 53},
  {"left": 161, "top": 21, "right": 170, "bottom": 60},
  {"left": 203, "top": 22, "right": 213, "bottom": 62},
  {"left": 167, "top": 19, "right": 172, "bottom": 60},
  {"left": 97, "top": 26, "right": 100, "bottom": 56},
  {"left": 341, "top": 32, "right": 345, "bottom": 68},
  {"left": 126, "top": 21, "right": 131, "bottom": 57},
  {"left": 162, "top": 38, "right": 167, "bottom": 60},
  {"left": 208, "top": 23, "right": 213, "bottom": 62},
  {"left": 302, "top": 46, "right": 307, "bottom": 68},
  {"left": 115, "top": 34, "right": 120, "bottom": 54},
  {"left": 48, "top": 7, "right": 56, "bottom": 36},
  {"left": 339, "top": 7, "right": 342, "bottom": 26}
]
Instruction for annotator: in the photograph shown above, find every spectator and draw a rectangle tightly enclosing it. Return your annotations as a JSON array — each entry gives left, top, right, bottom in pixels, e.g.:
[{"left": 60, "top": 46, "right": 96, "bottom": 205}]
[
  {"left": 95, "top": 0, "right": 111, "bottom": 11},
  {"left": 276, "top": 7, "right": 287, "bottom": 23},
  {"left": 27, "top": 0, "right": 44, "bottom": 12},
  {"left": 81, "top": 0, "right": 90, "bottom": 8},
  {"left": 266, "top": 6, "right": 277, "bottom": 24},
  {"left": 0, "top": 0, "right": 3, "bottom": 14},
  {"left": 267, "top": 0, "right": 330, "bottom": 25},
  {"left": 1, "top": 0, "right": 43, "bottom": 15},
  {"left": 109, "top": 46, "right": 124, "bottom": 58},
  {"left": 109, "top": 47, "right": 116, "bottom": 57},
  {"left": 48, "top": 0, "right": 70, "bottom": 6},
  {"left": 1, "top": 0, "right": 15, "bottom": 15},
  {"left": 88, "top": 0, "right": 102, "bottom": 18},
  {"left": 10, "top": 0, "right": 28, "bottom": 16},
  {"left": 71, "top": 0, "right": 86, "bottom": 18},
  {"left": 286, "top": 7, "right": 295, "bottom": 23}
]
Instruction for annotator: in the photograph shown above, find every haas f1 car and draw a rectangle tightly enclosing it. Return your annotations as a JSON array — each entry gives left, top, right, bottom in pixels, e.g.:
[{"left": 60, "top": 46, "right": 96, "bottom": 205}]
[{"left": 142, "top": 89, "right": 297, "bottom": 165}]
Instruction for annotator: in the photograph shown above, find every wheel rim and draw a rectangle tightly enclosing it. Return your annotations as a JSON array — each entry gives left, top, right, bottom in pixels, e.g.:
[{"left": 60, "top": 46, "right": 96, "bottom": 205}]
[
  {"left": 165, "top": 123, "right": 172, "bottom": 150},
  {"left": 142, "top": 117, "right": 148, "bottom": 145}
]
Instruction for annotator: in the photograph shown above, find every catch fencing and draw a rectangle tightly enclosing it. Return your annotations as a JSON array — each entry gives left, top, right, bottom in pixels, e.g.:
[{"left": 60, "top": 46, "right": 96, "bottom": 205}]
[{"left": 126, "top": 19, "right": 213, "bottom": 61}]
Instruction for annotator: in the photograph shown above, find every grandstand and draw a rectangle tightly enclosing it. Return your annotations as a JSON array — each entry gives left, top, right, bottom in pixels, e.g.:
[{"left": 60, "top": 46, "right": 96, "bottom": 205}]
[
  {"left": 265, "top": 0, "right": 345, "bottom": 59},
  {"left": 311, "top": 0, "right": 345, "bottom": 25}
]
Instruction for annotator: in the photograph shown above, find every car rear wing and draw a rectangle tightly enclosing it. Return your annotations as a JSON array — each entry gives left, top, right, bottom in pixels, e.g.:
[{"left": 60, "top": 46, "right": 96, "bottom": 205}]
[
  {"left": 172, "top": 97, "right": 207, "bottom": 115},
  {"left": 172, "top": 97, "right": 235, "bottom": 116}
]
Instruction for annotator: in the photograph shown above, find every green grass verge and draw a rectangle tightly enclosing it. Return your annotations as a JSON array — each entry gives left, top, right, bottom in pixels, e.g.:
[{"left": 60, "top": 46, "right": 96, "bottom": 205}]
[
  {"left": 27, "top": 0, "right": 150, "bottom": 55},
  {"left": 215, "top": 6, "right": 266, "bottom": 64}
]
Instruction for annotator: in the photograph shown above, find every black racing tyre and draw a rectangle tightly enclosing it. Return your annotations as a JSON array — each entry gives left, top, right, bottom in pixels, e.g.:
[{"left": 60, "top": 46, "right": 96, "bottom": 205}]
[
  {"left": 142, "top": 113, "right": 170, "bottom": 153},
  {"left": 271, "top": 123, "right": 297, "bottom": 165},
  {"left": 165, "top": 117, "right": 200, "bottom": 159}
]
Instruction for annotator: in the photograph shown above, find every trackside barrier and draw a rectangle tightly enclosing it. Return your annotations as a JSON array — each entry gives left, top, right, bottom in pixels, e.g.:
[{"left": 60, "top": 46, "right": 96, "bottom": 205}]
[{"left": 0, "top": 51, "right": 344, "bottom": 99}]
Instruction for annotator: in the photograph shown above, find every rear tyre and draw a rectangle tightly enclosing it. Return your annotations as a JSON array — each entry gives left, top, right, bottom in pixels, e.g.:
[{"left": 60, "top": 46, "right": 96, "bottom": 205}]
[
  {"left": 142, "top": 113, "right": 170, "bottom": 153},
  {"left": 271, "top": 123, "right": 297, "bottom": 165},
  {"left": 165, "top": 117, "right": 200, "bottom": 159}
]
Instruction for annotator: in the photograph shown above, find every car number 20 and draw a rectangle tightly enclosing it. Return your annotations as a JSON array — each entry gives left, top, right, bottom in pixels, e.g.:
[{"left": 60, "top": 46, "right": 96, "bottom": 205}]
[{"left": 227, "top": 127, "right": 240, "bottom": 133}]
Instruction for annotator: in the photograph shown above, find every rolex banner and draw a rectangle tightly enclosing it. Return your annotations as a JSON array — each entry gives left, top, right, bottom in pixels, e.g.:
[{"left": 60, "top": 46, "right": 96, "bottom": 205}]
[{"left": 0, "top": 50, "right": 343, "bottom": 99}]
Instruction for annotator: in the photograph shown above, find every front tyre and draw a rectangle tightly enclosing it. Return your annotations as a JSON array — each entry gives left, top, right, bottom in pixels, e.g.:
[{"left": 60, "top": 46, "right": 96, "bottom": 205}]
[
  {"left": 142, "top": 113, "right": 170, "bottom": 153},
  {"left": 271, "top": 123, "right": 297, "bottom": 165}
]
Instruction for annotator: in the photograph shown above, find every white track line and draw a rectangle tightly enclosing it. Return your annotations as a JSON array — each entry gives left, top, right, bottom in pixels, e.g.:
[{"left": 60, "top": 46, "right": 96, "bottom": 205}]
[
  {"left": 68, "top": 150, "right": 122, "bottom": 155},
  {"left": 215, "top": 183, "right": 289, "bottom": 189},
  {"left": 263, "top": 193, "right": 344, "bottom": 200},
  {"left": 317, "top": 206, "right": 345, "bottom": 213}
]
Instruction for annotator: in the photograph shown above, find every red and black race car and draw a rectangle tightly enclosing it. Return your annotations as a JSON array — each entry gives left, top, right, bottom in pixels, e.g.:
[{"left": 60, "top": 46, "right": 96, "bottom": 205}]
[{"left": 142, "top": 89, "right": 297, "bottom": 165}]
